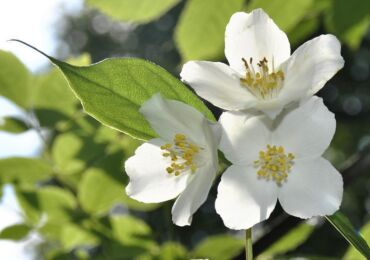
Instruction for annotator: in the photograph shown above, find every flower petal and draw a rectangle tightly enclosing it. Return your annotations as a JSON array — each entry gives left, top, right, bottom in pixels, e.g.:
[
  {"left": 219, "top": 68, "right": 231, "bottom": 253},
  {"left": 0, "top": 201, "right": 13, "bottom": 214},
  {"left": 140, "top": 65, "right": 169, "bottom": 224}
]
[
  {"left": 171, "top": 163, "right": 216, "bottom": 226},
  {"left": 215, "top": 165, "right": 278, "bottom": 230},
  {"left": 279, "top": 34, "right": 344, "bottom": 102},
  {"left": 125, "top": 138, "right": 190, "bottom": 203},
  {"left": 140, "top": 93, "right": 208, "bottom": 145},
  {"left": 219, "top": 111, "right": 271, "bottom": 165},
  {"left": 225, "top": 9, "right": 290, "bottom": 75},
  {"left": 278, "top": 158, "right": 343, "bottom": 218},
  {"left": 272, "top": 97, "right": 336, "bottom": 159},
  {"left": 180, "top": 61, "right": 257, "bottom": 110}
]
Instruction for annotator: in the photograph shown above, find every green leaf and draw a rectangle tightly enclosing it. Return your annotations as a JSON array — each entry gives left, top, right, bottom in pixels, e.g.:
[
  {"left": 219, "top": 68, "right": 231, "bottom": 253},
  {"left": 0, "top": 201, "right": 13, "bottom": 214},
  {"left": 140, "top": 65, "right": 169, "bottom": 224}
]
[
  {"left": 0, "top": 117, "right": 28, "bottom": 133},
  {"left": 0, "top": 224, "right": 31, "bottom": 241},
  {"left": 175, "top": 0, "right": 244, "bottom": 61},
  {"left": 326, "top": 211, "right": 370, "bottom": 259},
  {"left": 16, "top": 186, "right": 77, "bottom": 224},
  {"left": 191, "top": 234, "right": 244, "bottom": 260},
  {"left": 61, "top": 223, "right": 100, "bottom": 251},
  {"left": 0, "top": 158, "right": 52, "bottom": 186},
  {"left": 345, "top": 221, "right": 370, "bottom": 259},
  {"left": 247, "top": 0, "right": 314, "bottom": 33},
  {"left": 110, "top": 215, "right": 154, "bottom": 249},
  {"left": 258, "top": 223, "right": 314, "bottom": 258},
  {"left": 13, "top": 41, "right": 214, "bottom": 140},
  {"left": 0, "top": 50, "right": 32, "bottom": 108},
  {"left": 87, "top": 0, "right": 180, "bottom": 23},
  {"left": 324, "top": 0, "right": 370, "bottom": 49}
]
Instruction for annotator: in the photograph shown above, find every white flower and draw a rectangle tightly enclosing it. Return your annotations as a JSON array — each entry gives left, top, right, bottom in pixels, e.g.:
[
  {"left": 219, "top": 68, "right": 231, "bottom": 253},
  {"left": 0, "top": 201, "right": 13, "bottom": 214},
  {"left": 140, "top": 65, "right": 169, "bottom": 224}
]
[
  {"left": 215, "top": 97, "right": 343, "bottom": 230},
  {"left": 125, "top": 94, "right": 220, "bottom": 226},
  {"left": 180, "top": 9, "right": 344, "bottom": 118}
]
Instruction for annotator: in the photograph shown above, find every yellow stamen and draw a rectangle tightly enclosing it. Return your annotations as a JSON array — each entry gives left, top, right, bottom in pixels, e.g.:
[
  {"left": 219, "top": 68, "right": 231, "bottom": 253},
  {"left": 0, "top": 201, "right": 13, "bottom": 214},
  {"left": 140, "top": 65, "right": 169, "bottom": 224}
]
[
  {"left": 240, "top": 57, "right": 284, "bottom": 100},
  {"left": 161, "top": 133, "right": 201, "bottom": 177},
  {"left": 254, "top": 145, "right": 294, "bottom": 185}
]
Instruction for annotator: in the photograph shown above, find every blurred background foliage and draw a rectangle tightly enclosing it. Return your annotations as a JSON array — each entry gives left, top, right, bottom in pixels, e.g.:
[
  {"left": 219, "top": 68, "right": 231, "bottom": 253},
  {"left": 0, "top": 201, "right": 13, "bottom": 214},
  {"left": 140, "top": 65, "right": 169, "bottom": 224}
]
[{"left": 0, "top": 0, "right": 370, "bottom": 259}]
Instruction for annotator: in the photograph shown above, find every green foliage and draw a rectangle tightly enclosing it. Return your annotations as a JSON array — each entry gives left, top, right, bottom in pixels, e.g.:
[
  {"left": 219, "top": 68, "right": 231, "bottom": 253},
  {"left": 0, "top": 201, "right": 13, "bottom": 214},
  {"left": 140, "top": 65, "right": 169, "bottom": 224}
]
[
  {"left": 191, "top": 234, "right": 244, "bottom": 260},
  {"left": 0, "top": 158, "right": 52, "bottom": 186},
  {"left": 258, "top": 223, "right": 314, "bottom": 259},
  {"left": 0, "top": 224, "right": 31, "bottom": 241},
  {"left": 0, "top": 118, "right": 28, "bottom": 133},
  {"left": 345, "top": 221, "right": 370, "bottom": 259},
  {"left": 247, "top": 0, "right": 314, "bottom": 33},
  {"left": 326, "top": 212, "right": 370, "bottom": 259},
  {"left": 325, "top": 0, "right": 370, "bottom": 49},
  {"left": 45, "top": 55, "right": 214, "bottom": 140},
  {"left": 87, "top": 0, "right": 180, "bottom": 24},
  {"left": 61, "top": 223, "right": 100, "bottom": 250},
  {"left": 0, "top": 50, "right": 31, "bottom": 108},
  {"left": 175, "top": 0, "right": 244, "bottom": 61}
]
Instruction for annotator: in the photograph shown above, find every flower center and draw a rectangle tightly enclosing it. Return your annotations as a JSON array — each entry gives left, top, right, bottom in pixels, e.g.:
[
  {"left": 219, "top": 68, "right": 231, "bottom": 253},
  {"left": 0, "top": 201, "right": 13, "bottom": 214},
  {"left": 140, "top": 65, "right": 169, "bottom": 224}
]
[
  {"left": 240, "top": 57, "right": 284, "bottom": 100},
  {"left": 160, "top": 133, "right": 201, "bottom": 176},
  {"left": 254, "top": 145, "right": 295, "bottom": 185}
]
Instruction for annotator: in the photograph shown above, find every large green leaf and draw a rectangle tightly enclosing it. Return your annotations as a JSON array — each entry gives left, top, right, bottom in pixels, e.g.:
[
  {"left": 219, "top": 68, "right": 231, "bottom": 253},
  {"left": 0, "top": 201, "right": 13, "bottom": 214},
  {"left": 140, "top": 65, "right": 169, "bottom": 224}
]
[
  {"left": 0, "top": 50, "right": 32, "bottom": 108},
  {"left": 87, "top": 0, "right": 180, "bottom": 24},
  {"left": 0, "top": 158, "right": 52, "bottom": 186},
  {"left": 14, "top": 41, "right": 214, "bottom": 140},
  {"left": 191, "top": 234, "right": 244, "bottom": 260},
  {"left": 345, "top": 221, "right": 370, "bottom": 259},
  {"left": 247, "top": 0, "right": 314, "bottom": 33},
  {"left": 175, "top": 0, "right": 244, "bottom": 62},
  {"left": 61, "top": 223, "right": 100, "bottom": 251},
  {"left": 326, "top": 211, "right": 370, "bottom": 259},
  {"left": 0, "top": 224, "right": 31, "bottom": 241}
]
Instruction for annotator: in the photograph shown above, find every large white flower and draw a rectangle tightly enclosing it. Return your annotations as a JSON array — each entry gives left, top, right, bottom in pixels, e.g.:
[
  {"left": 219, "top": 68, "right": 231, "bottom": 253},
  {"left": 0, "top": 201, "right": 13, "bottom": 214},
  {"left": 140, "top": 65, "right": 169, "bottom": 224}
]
[
  {"left": 125, "top": 94, "right": 219, "bottom": 226},
  {"left": 180, "top": 9, "right": 344, "bottom": 118},
  {"left": 215, "top": 97, "right": 343, "bottom": 230}
]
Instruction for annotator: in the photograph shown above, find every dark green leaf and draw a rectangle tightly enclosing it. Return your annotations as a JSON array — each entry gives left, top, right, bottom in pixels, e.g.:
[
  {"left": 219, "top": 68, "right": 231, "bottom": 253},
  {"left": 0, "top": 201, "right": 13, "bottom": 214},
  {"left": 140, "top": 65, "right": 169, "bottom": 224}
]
[
  {"left": 87, "top": 0, "right": 180, "bottom": 24},
  {"left": 175, "top": 0, "right": 244, "bottom": 61},
  {"left": 345, "top": 221, "right": 370, "bottom": 259},
  {"left": 0, "top": 224, "right": 31, "bottom": 241},
  {"left": 0, "top": 117, "right": 28, "bottom": 133},
  {"left": 326, "top": 211, "right": 370, "bottom": 259}
]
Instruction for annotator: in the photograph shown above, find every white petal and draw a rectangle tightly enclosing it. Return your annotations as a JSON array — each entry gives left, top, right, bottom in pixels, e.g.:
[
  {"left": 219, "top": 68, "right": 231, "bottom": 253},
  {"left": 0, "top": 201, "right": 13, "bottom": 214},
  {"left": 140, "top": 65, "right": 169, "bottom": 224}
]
[
  {"left": 140, "top": 93, "right": 208, "bottom": 145},
  {"left": 280, "top": 34, "right": 344, "bottom": 101},
  {"left": 125, "top": 138, "right": 190, "bottom": 203},
  {"left": 180, "top": 61, "right": 257, "bottom": 110},
  {"left": 215, "top": 165, "right": 278, "bottom": 230},
  {"left": 225, "top": 9, "right": 290, "bottom": 75},
  {"left": 171, "top": 163, "right": 216, "bottom": 226},
  {"left": 219, "top": 111, "right": 271, "bottom": 165},
  {"left": 272, "top": 97, "right": 335, "bottom": 159},
  {"left": 278, "top": 158, "right": 343, "bottom": 218}
]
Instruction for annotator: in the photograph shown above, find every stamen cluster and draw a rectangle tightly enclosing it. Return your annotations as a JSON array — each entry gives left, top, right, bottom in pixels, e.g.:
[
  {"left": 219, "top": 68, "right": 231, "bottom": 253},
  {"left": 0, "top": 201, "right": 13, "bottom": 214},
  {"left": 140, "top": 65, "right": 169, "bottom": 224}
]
[
  {"left": 240, "top": 57, "right": 284, "bottom": 100},
  {"left": 161, "top": 134, "right": 200, "bottom": 176},
  {"left": 254, "top": 145, "right": 295, "bottom": 185}
]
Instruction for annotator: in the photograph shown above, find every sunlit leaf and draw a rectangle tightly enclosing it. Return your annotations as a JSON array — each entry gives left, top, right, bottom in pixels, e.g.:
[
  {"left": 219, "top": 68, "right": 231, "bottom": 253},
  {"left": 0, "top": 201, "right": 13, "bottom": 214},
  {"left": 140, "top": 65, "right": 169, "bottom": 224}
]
[
  {"left": 61, "top": 223, "right": 100, "bottom": 251},
  {"left": 191, "top": 234, "right": 244, "bottom": 260},
  {"left": 0, "top": 50, "right": 31, "bottom": 108},
  {"left": 14, "top": 41, "right": 214, "bottom": 140},
  {"left": 258, "top": 223, "right": 314, "bottom": 259},
  {"left": 0, "top": 157, "right": 52, "bottom": 186},
  {"left": 326, "top": 211, "right": 370, "bottom": 259},
  {"left": 0, "top": 224, "right": 31, "bottom": 241},
  {"left": 87, "top": 0, "right": 180, "bottom": 23},
  {"left": 175, "top": 0, "right": 244, "bottom": 61}
]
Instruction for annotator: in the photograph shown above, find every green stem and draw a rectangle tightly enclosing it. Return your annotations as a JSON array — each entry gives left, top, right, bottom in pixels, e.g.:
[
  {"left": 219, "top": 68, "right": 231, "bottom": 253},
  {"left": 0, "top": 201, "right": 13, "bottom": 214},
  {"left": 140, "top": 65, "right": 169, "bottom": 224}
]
[{"left": 245, "top": 228, "right": 253, "bottom": 260}]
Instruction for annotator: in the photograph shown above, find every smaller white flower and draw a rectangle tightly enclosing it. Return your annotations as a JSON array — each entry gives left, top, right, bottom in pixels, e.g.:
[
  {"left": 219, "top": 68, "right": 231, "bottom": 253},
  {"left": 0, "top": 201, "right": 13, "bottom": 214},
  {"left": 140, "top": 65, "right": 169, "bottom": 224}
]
[
  {"left": 215, "top": 97, "right": 343, "bottom": 230},
  {"left": 125, "top": 94, "right": 220, "bottom": 226},
  {"left": 180, "top": 9, "right": 344, "bottom": 118}
]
